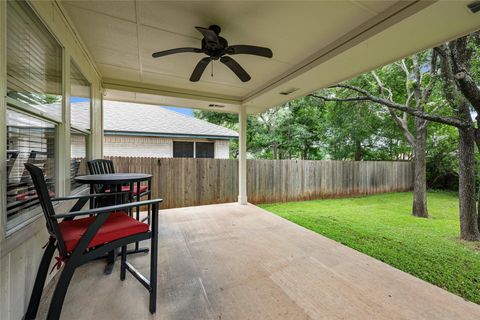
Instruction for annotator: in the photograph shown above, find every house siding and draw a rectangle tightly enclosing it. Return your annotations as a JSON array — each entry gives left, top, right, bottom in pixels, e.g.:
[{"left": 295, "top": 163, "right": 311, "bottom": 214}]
[
  {"left": 215, "top": 140, "right": 230, "bottom": 159},
  {"left": 103, "top": 135, "right": 231, "bottom": 159}
]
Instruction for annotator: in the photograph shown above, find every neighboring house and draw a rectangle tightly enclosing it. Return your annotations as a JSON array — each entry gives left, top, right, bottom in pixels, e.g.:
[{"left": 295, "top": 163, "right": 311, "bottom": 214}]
[{"left": 72, "top": 101, "right": 238, "bottom": 159}]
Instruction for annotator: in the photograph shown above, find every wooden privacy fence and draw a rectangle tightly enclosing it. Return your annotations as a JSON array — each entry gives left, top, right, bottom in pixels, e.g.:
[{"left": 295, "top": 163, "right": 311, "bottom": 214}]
[{"left": 107, "top": 157, "right": 413, "bottom": 209}]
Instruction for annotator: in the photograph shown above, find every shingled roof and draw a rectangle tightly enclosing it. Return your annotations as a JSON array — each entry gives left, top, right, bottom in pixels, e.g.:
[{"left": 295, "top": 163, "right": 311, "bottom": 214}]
[{"left": 71, "top": 100, "right": 238, "bottom": 139}]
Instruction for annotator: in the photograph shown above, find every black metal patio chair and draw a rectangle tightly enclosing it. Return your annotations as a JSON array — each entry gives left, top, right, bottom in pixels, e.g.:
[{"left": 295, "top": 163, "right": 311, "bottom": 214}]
[
  {"left": 87, "top": 159, "right": 151, "bottom": 224},
  {"left": 23, "top": 163, "right": 161, "bottom": 320},
  {"left": 87, "top": 159, "right": 149, "bottom": 195}
]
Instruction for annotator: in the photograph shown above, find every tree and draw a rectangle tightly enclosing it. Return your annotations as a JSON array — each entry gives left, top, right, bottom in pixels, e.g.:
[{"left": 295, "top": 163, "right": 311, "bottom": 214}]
[
  {"left": 311, "top": 52, "right": 439, "bottom": 218},
  {"left": 310, "top": 33, "right": 480, "bottom": 240},
  {"left": 436, "top": 34, "right": 480, "bottom": 239}
]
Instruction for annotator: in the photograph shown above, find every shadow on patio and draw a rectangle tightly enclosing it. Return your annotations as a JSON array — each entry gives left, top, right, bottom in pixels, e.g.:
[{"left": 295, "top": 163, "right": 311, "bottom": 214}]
[{"left": 37, "top": 203, "right": 480, "bottom": 320}]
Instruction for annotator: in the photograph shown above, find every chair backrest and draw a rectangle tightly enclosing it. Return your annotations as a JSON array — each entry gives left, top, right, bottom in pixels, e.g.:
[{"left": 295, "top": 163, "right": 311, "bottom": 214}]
[
  {"left": 24, "top": 163, "right": 67, "bottom": 255},
  {"left": 87, "top": 159, "right": 115, "bottom": 175},
  {"left": 70, "top": 159, "right": 81, "bottom": 179}
]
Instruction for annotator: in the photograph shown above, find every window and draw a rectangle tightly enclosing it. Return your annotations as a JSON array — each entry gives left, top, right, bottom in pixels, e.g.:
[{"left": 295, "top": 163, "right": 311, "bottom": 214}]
[
  {"left": 173, "top": 141, "right": 215, "bottom": 158},
  {"left": 173, "top": 141, "right": 194, "bottom": 158},
  {"left": 5, "top": 0, "right": 62, "bottom": 231},
  {"left": 6, "top": 110, "right": 56, "bottom": 229},
  {"left": 70, "top": 131, "right": 87, "bottom": 190},
  {"left": 70, "top": 61, "right": 91, "bottom": 131},
  {"left": 6, "top": 0, "right": 62, "bottom": 120},
  {"left": 70, "top": 61, "right": 91, "bottom": 190},
  {"left": 195, "top": 142, "right": 215, "bottom": 158}
]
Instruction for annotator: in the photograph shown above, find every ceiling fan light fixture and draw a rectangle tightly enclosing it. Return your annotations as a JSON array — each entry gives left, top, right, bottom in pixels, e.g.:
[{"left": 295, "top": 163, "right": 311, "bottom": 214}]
[
  {"left": 279, "top": 88, "right": 300, "bottom": 96},
  {"left": 467, "top": 1, "right": 480, "bottom": 13},
  {"left": 208, "top": 103, "right": 225, "bottom": 108}
]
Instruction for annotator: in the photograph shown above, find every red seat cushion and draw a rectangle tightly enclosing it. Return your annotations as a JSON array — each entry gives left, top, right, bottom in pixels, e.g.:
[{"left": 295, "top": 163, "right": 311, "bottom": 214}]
[
  {"left": 104, "top": 185, "right": 148, "bottom": 195},
  {"left": 59, "top": 212, "right": 149, "bottom": 252},
  {"left": 16, "top": 190, "right": 55, "bottom": 201},
  {"left": 121, "top": 185, "right": 148, "bottom": 194}
]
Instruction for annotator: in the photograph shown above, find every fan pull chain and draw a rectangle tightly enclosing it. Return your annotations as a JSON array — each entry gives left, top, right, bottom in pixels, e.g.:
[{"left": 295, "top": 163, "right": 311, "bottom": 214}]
[{"left": 211, "top": 61, "right": 214, "bottom": 77}]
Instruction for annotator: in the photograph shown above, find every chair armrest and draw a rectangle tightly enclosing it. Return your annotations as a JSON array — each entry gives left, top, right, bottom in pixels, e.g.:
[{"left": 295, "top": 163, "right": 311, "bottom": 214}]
[
  {"left": 51, "top": 191, "right": 129, "bottom": 202},
  {"left": 52, "top": 198, "right": 163, "bottom": 219}
]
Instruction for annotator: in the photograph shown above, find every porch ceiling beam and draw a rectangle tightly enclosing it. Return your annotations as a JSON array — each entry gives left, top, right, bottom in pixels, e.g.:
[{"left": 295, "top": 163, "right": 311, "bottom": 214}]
[{"left": 102, "top": 78, "right": 242, "bottom": 113}]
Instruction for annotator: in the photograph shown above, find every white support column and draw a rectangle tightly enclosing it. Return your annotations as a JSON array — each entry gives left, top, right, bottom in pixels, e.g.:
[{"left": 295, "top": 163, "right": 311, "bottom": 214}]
[{"left": 238, "top": 105, "right": 248, "bottom": 205}]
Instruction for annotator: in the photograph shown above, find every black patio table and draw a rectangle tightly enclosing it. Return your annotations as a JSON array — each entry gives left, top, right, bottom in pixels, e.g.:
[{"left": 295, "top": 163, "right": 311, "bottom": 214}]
[{"left": 74, "top": 173, "right": 152, "bottom": 274}]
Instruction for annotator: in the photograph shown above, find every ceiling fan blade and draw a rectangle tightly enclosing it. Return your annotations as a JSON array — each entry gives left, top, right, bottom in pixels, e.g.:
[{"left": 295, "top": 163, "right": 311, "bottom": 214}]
[
  {"left": 195, "top": 27, "right": 219, "bottom": 46},
  {"left": 226, "top": 45, "right": 273, "bottom": 58},
  {"left": 190, "top": 57, "right": 211, "bottom": 82},
  {"left": 220, "top": 56, "right": 251, "bottom": 82},
  {"left": 152, "top": 47, "right": 202, "bottom": 58}
]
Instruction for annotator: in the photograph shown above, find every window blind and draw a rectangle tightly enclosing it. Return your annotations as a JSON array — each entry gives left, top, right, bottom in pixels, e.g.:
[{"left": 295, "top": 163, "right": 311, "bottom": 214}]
[{"left": 7, "top": 0, "right": 62, "bottom": 117}]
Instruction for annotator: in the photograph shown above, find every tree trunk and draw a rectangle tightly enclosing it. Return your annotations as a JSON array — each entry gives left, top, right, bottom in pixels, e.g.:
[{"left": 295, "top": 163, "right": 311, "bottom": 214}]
[
  {"left": 302, "top": 145, "right": 308, "bottom": 160},
  {"left": 412, "top": 118, "right": 428, "bottom": 218},
  {"left": 272, "top": 142, "right": 278, "bottom": 160},
  {"left": 354, "top": 140, "right": 362, "bottom": 161},
  {"left": 457, "top": 126, "right": 480, "bottom": 241},
  {"left": 473, "top": 126, "right": 480, "bottom": 229}
]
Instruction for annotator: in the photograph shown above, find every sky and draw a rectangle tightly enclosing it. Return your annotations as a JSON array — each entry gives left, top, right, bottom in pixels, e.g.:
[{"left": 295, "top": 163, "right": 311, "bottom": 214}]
[
  {"left": 164, "top": 106, "right": 194, "bottom": 117},
  {"left": 71, "top": 96, "right": 194, "bottom": 117}
]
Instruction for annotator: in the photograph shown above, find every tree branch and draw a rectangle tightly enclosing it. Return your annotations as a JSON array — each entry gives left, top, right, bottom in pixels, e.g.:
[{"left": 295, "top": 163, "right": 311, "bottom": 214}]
[
  {"left": 316, "top": 84, "right": 468, "bottom": 128},
  {"left": 308, "top": 94, "right": 370, "bottom": 102},
  {"left": 371, "top": 71, "right": 393, "bottom": 101},
  {"left": 386, "top": 108, "right": 415, "bottom": 146}
]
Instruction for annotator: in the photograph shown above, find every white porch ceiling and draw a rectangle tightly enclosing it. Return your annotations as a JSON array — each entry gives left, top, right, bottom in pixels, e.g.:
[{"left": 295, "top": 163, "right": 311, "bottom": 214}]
[{"left": 61, "top": 1, "right": 480, "bottom": 113}]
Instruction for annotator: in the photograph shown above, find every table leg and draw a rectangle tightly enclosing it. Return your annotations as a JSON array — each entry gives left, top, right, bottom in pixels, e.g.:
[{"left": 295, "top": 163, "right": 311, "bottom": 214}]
[
  {"left": 104, "top": 183, "right": 122, "bottom": 275},
  {"left": 135, "top": 181, "right": 141, "bottom": 250},
  {"left": 104, "top": 248, "right": 118, "bottom": 275},
  {"left": 148, "top": 179, "right": 152, "bottom": 225}
]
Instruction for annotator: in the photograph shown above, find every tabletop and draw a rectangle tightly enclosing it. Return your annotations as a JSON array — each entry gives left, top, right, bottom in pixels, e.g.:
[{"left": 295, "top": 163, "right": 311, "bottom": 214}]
[{"left": 74, "top": 173, "right": 152, "bottom": 184}]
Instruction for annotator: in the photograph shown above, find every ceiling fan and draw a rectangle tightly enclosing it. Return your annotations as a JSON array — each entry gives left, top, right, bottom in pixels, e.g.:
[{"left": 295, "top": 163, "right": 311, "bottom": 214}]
[{"left": 152, "top": 25, "right": 273, "bottom": 82}]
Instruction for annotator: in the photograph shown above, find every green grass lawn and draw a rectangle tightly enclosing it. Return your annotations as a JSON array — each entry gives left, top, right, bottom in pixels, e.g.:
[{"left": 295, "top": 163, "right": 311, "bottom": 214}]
[{"left": 259, "top": 191, "right": 480, "bottom": 305}]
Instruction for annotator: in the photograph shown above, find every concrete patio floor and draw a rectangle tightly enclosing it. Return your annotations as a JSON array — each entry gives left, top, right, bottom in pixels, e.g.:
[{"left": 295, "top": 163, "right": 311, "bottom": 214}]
[{"left": 38, "top": 203, "right": 480, "bottom": 319}]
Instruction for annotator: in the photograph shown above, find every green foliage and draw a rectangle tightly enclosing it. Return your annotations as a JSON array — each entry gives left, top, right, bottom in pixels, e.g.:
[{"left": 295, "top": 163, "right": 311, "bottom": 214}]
[
  {"left": 194, "top": 43, "right": 474, "bottom": 189},
  {"left": 259, "top": 192, "right": 480, "bottom": 304}
]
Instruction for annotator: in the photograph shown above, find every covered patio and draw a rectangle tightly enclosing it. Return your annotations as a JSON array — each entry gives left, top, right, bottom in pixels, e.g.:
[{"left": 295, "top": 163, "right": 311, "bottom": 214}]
[
  {"left": 2, "top": 1, "right": 480, "bottom": 319},
  {"left": 38, "top": 203, "right": 480, "bottom": 319}
]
